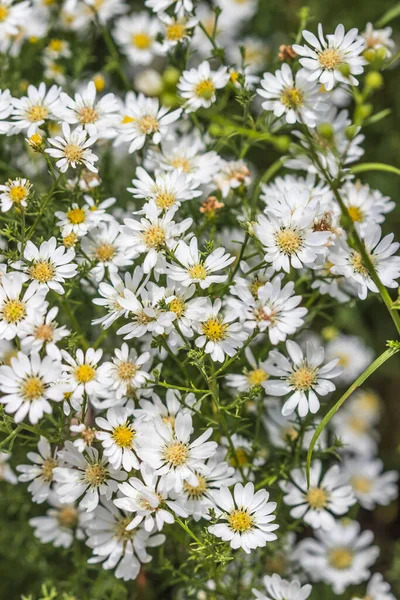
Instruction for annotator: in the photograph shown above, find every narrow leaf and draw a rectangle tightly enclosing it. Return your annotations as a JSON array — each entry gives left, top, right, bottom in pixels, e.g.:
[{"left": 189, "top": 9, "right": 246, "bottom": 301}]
[
  {"left": 350, "top": 162, "right": 400, "bottom": 177},
  {"left": 376, "top": 2, "right": 400, "bottom": 27}
]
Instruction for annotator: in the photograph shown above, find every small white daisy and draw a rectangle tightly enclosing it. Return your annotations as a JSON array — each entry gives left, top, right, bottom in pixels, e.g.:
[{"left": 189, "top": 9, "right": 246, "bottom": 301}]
[
  {"left": 344, "top": 458, "right": 398, "bottom": 510},
  {"left": 16, "top": 436, "right": 59, "bottom": 503},
  {"left": 96, "top": 407, "right": 141, "bottom": 472},
  {"left": 101, "top": 343, "right": 151, "bottom": 400},
  {"left": 0, "top": 177, "right": 32, "bottom": 212},
  {"left": 178, "top": 60, "right": 230, "bottom": 112},
  {"left": 46, "top": 122, "right": 98, "bottom": 173},
  {"left": 10, "top": 82, "right": 61, "bottom": 136},
  {"left": 252, "top": 574, "right": 312, "bottom": 600}
]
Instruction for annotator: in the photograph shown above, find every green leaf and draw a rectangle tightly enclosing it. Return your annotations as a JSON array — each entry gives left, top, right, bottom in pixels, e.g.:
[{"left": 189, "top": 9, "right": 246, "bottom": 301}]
[
  {"left": 376, "top": 2, "right": 400, "bottom": 27},
  {"left": 363, "top": 108, "right": 391, "bottom": 126},
  {"left": 350, "top": 162, "right": 400, "bottom": 177},
  {"left": 383, "top": 50, "right": 400, "bottom": 70}
]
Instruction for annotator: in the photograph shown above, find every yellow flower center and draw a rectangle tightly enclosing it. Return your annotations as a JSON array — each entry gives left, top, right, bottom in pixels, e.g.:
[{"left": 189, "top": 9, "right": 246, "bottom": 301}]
[
  {"left": 169, "top": 297, "right": 186, "bottom": 318},
  {"left": 95, "top": 243, "right": 116, "bottom": 262},
  {"left": 155, "top": 191, "right": 176, "bottom": 209},
  {"left": 228, "top": 509, "right": 253, "bottom": 532},
  {"left": 112, "top": 424, "right": 135, "bottom": 448},
  {"left": 166, "top": 23, "right": 186, "bottom": 42},
  {"left": 171, "top": 157, "right": 192, "bottom": 173},
  {"left": 49, "top": 39, "right": 63, "bottom": 52},
  {"left": 162, "top": 414, "right": 175, "bottom": 428},
  {"left": 9, "top": 185, "right": 29, "bottom": 204},
  {"left": 67, "top": 207, "right": 86, "bottom": 224},
  {"left": 306, "top": 486, "right": 328, "bottom": 509},
  {"left": 247, "top": 368, "right": 268, "bottom": 386},
  {"left": 132, "top": 32, "right": 152, "bottom": 50},
  {"left": 93, "top": 74, "right": 105, "bottom": 92},
  {"left": 187, "top": 263, "right": 207, "bottom": 280},
  {"left": 138, "top": 114, "right": 159, "bottom": 134},
  {"left": 289, "top": 366, "right": 317, "bottom": 391},
  {"left": 249, "top": 277, "right": 264, "bottom": 297},
  {"left": 348, "top": 206, "right": 364, "bottom": 223},
  {"left": 230, "top": 447, "right": 249, "bottom": 467},
  {"left": 282, "top": 426, "right": 299, "bottom": 441},
  {"left": 117, "top": 361, "right": 137, "bottom": 381},
  {"left": 75, "top": 364, "right": 96, "bottom": 383},
  {"left": 21, "top": 376, "right": 44, "bottom": 401},
  {"left": 34, "top": 323, "right": 54, "bottom": 342},
  {"left": 85, "top": 462, "right": 108, "bottom": 487},
  {"left": 202, "top": 318, "right": 227, "bottom": 342},
  {"left": 41, "top": 457, "right": 57, "bottom": 482},
  {"left": 275, "top": 228, "right": 302, "bottom": 255},
  {"left": 27, "top": 104, "right": 49, "bottom": 122},
  {"left": 143, "top": 225, "right": 166, "bottom": 249},
  {"left": 63, "top": 232, "right": 78, "bottom": 248},
  {"left": 319, "top": 48, "right": 342, "bottom": 70},
  {"left": 57, "top": 506, "right": 78, "bottom": 528},
  {"left": 81, "top": 427, "right": 96, "bottom": 446},
  {"left": 328, "top": 547, "right": 354, "bottom": 569},
  {"left": 121, "top": 115, "right": 135, "bottom": 124},
  {"left": 184, "top": 475, "right": 207, "bottom": 499},
  {"left": 79, "top": 106, "right": 99, "bottom": 124},
  {"left": 2, "top": 299, "right": 26, "bottom": 323},
  {"left": 29, "top": 132, "right": 43, "bottom": 147},
  {"left": 115, "top": 516, "right": 135, "bottom": 541},
  {"left": 280, "top": 87, "right": 304, "bottom": 109},
  {"left": 30, "top": 260, "right": 56, "bottom": 283},
  {"left": 348, "top": 415, "right": 369, "bottom": 433},
  {"left": 0, "top": 5, "right": 9, "bottom": 20},
  {"left": 64, "top": 143, "right": 84, "bottom": 163},
  {"left": 195, "top": 79, "right": 216, "bottom": 100},
  {"left": 164, "top": 441, "right": 189, "bottom": 466},
  {"left": 351, "top": 476, "right": 372, "bottom": 494}
]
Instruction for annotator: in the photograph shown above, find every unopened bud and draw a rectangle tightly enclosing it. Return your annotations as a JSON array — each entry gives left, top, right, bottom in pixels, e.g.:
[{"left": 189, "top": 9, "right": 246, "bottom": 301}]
[
  {"left": 338, "top": 63, "right": 351, "bottom": 77},
  {"left": 322, "top": 326, "right": 338, "bottom": 341},
  {"left": 273, "top": 135, "right": 291, "bottom": 152},
  {"left": 355, "top": 103, "right": 373, "bottom": 122},
  {"left": 27, "top": 132, "right": 44, "bottom": 150},
  {"left": 363, "top": 48, "right": 376, "bottom": 63},
  {"left": 375, "top": 47, "right": 387, "bottom": 62},
  {"left": 345, "top": 125, "right": 358, "bottom": 140},
  {"left": 317, "top": 123, "right": 334, "bottom": 140},
  {"left": 365, "top": 71, "right": 383, "bottom": 90},
  {"left": 92, "top": 74, "right": 105, "bottom": 92},
  {"left": 163, "top": 66, "right": 180, "bottom": 88}
]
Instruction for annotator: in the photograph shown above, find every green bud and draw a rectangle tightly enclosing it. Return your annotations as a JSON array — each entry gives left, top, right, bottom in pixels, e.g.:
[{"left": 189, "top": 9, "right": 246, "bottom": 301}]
[
  {"left": 160, "top": 92, "right": 178, "bottom": 107},
  {"left": 162, "top": 66, "right": 180, "bottom": 88},
  {"left": 338, "top": 63, "right": 351, "bottom": 77},
  {"left": 317, "top": 123, "right": 334, "bottom": 140},
  {"left": 365, "top": 71, "right": 383, "bottom": 90},
  {"left": 208, "top": 123, "right": 223, "bottom": 137},
  {"left": 354, "top": 103, "right": 373, "bottom": 123},
  {"left": 345, "top": 124, "right": 358, "bottom": 140},
  {"left": 363, "top": 48, "right": 376, "bottom": 63},
  {"left": 273, "top": 135, "right": 291, "bottom": 152},
  {"left": 322, "top": 326, "right": 338, "bottom": 341},
  {"left": 376, "top": 47, "right": 387, "bottom": 62}
]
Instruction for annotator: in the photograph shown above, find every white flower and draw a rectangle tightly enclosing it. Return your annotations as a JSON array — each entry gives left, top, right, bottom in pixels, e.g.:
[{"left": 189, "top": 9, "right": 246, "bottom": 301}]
[
  {"left": 167, "top": 237, "right": 235, "bottom": 289},
  {"left": 280, "top": 460, "right": 355, "bottom": 530},
  {"left": 113, "top": 12, "right": 162, "bottom": 65},
  {"left": 0, "top": 272, "right": 47, "bottom": 340},
  {"left": 157, "top": 13, "right": 198, "bottom": 52},
  {"left": 55, "top": 202, "right": 99, "bottom": 237},
  {"left": 293, "top": 24, "right": 366, "bottom": 91},
  {"left": 352, "top": 573, "right": 396, "bottom": 600},
  {"left": 29, "top": 492, "right": 85, "bottom": 549},
  {"left": 252, "top": 574, "right": 312, "bottom": 600},
  {"left": 162, "top": 282, "right": 208, "bottom": 345},
  {"left": 195, "top": 298, "right": 248, "bottom": 363},
  {"left": 0, "top": 177, "right": 31, "bottom": 212},
  {"left": 100, "top": 343, "right": 151, "bottom": 400},
  {"left": 70, "top": 423, "right": 97, "bottom": 453},
  {"left": 178, "top": 60, "right": 229, "bottom": 112},
  {"left": 46, "top": 123, "right": 98, "bottom": 173},
  {"left": 0, "top": 88, "right": 12, "bottom": 133},
  {"left": 325, "top": 335, "right": 374, "bottom": 384},
  {"left": 329, "top": 223, "right": 400, "bottom": 300},
  {"left": 225, "top": 347, "right": 270, "bottom": 392},
  {"left": 208, "top": 482, "right": 278, "bottom": 554},
  {"left": 84, "top": 0, "right": 127, "bottom": 23},
  {"left": 344, "top": 458, "right": 398, "bottom": 510},
  {"left": 53, "top": 442, "right": 127, "bottom": 512},
  {"left": 264, "top": 340, "right": 342, "bottom": 417},
  {"left": 17, "top": 436, "right": 59, "bottom": 503},
  {"left": 61, "top": 348, "right": 106, "bottom": 407},
  {"left": 362, "top": 23, "right": 395, "bottom": 58},
  {"left": 0, "top": 351, "right": 65, "bottom": 424},
  {"left": 145, "top": 0, "right": 193, "bottom": 12},
  {"left": 340, "top": 181, "right": 394, "bottom": 234},
  {"left": 257, "top": 64, "right": 329, "bottom": 127},
  {"left": 96, "top": 407, "right": 141, "bottom": 472},
  {"left": 332, "top": 400, "right": 379, "bottom": 457},
  {"left": 213, "top": 160, "right": 251, "bottom": 198},
  {"left": 296, "top": 520, "right": 379, "bottom": 594},
  {"left": 10, "top": 83, "right": 61, "bottom": 136},
  {"left": 85, "top": 500, "right": 165, "bottom": 581},
  {"left": 137, "top": 412, "right": 217, "bottom": 493},
  {"left": 133, "top": 388, "right": 197, "bottom": 425},
  {"left": 0, "top": 451, "right": 17, "bottom": 484}
]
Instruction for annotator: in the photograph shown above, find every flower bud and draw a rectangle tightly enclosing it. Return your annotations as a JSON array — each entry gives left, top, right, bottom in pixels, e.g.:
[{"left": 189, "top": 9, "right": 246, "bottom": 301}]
[
  {"left": 273, "top": 135, "right": 291, "bottom": 152},
  {"left": 345, "top": 125, "right": 358, "bottom": 140},
  {"left": 322, "top": 326, "right": 338, "bottom": 341},
  {"left": 355, "top": 103, "right": 373, "bottom": 122},
  {"left": 363, "top": 48, "right": 376, "bottom": 63},
  {"left": 92, "top": 74, "right": 105, "bottom": 92},
  {"left": 317, "top": 123, "right": 334, "bottom": 140},
  {"left": 365, "top": 71, "right": 383, "bottom": 90},
  {"left": 163, "top": 66, "right": 181, "bottom": 88},
  {"left": 338, "top": 63, "right": 351, "bottom": 77}
]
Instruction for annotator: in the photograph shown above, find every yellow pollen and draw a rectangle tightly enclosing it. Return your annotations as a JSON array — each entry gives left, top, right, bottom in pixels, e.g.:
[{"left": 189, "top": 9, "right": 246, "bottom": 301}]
[
  {"left": 162, "top": 414, "right": 176, "bottom": 428},
  {"left": 49, "top": 39, "right": 63, "bottom": 52},
  {"left": 348, "top": 415, "right": 369, "bottom": 433},
  {"left": 289, "top": 366, "right": 317, "bottom": 391},
  {"left": 30, "top": 260, "right": 56, "bottom": 283},
  {"left": 121, "top": 115, "right": 134, "bottom": 124},
  {"left": 81, "top": 427, "right": 96, "bottom": 446},
  {"left": 350, "top": 252, "right": 369, "bottom": 276},
  {"left": 247, "top": 368, "right": 268, "bottom": 386},
  {"left": 117, "top": 361, "right": 137, "bottom": 381},
  {"left": 348, "top": 206, "right": 364, "bottom": 223},
  {"left": 228, "top": 509, "right": 253, "bottom": 532},
  {"left": 67, "top": 207, "right": 86, "bottom": 224},
  {"left": 132, "top": 32, "right": 152, "bottom": 50},
  {"left": 319, "top": 48, "right": 342, "bottom": 70},
  {"left": 27, "top": 104, "right": 49, "bottom": 122},
  {"left": 41, "top": 457, "right": 57, "bottom": 482},
  {"left": 164, "top": 441, "right": 189, "bottom": 466},
  {"left": 337, "top": 354, "right": 349, "bottom": 367},
  {"left": 282, "top": 426, "right": 299, "bottom": 441},
  {"left": 57, "top": 506, "right": 78, "bottom": 528},
  {"left": 187, "top": 263, "right": 207, "bottom": 280},
  {"left": 143, "top": 225, "right": 166, "bottom": 249},
  {"left": 280, "top": 87, "right": 304, "bottom": 109},
  {"left": 202, "top": 318, "right": 227, "bottom": 342},
  {"left": 34, "top": 323, "right": 54, "bottom": 342},
  {"left": 155, "top": 191, "right": 176, "bottom": 209},
  {"left": 115, "top": 516, "right": 135, "bottom": 541},
  {"left": 171, "top": 157, "right": 192, "bottom": 173},
  {"left": 169, "top": 297, "right": 186, "bottom": 318},
  {"left": 328, "top": 547, "right": 354, "bottom": 569},
  {"left": 306, "top": 486, "right": 328, "bottom": 509},
  {"left": 195, "top": 79, "right": 216, "bottom": 100},
  {"left": 351, "top": 476, "right": 372, "bottom": 494},
  {"left": 79, "top": 106, "right": 99, "bottom": 124},
  {"left": 64, "top": 143, "right": 84, "bottom": 163},
  {"left": 2, "top": 299, "right": 26, "bottom": 323},
  {"left": 230, "top": 447, "right": 249, "bottom": 467},
  {"left": 112, "top": 424, "right": 135, "bottom": 448},
  {"left": 138, "top": 114, "right": 159, "bottom": 134},
  {"left": 95, "top": 243, "right": 116, "bottom": 262},
  {"left": 29, "top": 132, "right": 43, "bottom": 147},
  {"left": 93, "top": 74, "right": 105, "bottom": 92},
  {"left": 63, "top": 232, "right": 78, "bottom": 248},
  {"left": 9, "top": 185, "right": 28, "bottom": 204},
  {"left": 137, "top": 310, "right": 154, "bottom": 324},
  {"left": 85, "top": 462, "right": 107, "bottom": 486},
  {"left": 166, "top": 23, "right": 186, "bottom": 41},
  {"left": 75, "top": 364, "right": 96, "bottom": 383},
  {"left": 0, "top": 5, "right": 9, "bottom": 20},
  {"left": 184, "top": 475, "right": 207, "bottom": 499},
  {"left": 21, "top": 376, "right": 44, "bottom": 401},
  {"left": 275, "top": 228, "right": 302, "bottom": 255},
  {"left": 249, "top": 277, "right": 264, "bottom": 297},
  {"left": 230, "top": 71, "right": 239, "bottom": 83}
]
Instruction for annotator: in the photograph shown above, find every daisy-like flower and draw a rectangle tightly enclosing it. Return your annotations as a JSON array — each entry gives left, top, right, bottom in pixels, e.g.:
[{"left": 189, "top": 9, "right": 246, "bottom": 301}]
[
  {"left": 122, "top": 203, "right": 192, "bottom": 273},
  {"left": 113, "top": 12, "right": 162, "bottom": 65},
  {"left": 70, "top": 423, "right": 97, "bottom": 453},
  {"left": 29, "top": 493, "right": 85, "bottom": 549},
  {"left": 0, "top": 451, "right": 17, "bottom": 483},
  {"left": 115, "top": 92, "right": 181, "bottom": 153},
  {"left": 0, "top": 272, "right": 48, "bottom": 340},
  {"left": 137, "top": 412, "right": 217, "bottom": 493},
  {"left": 46, "top": 123, "right": 98, "bottom": 173},
  {"left": 293, "top": 24, "right": 366, "bottom": 91},
  {"left": 362, "top": 23, "right": 395, "bottom": 58},
  {"left": 264, "top": 340, "right": 342, "bottom": 417},
  {"left": 296, "top": 520, "right": 379, "bottom": 594},
  {"left": 280, "top": 460, "right": 356, "bottom": 530},
  {"left": 134, "top": 388, "right": 197, "bottom": 426},
  {"left": 340, "top": 181, "right": 394, "bottom": 234},
  {"left": 96, "top": 407, "right": 140, "bottom": 472},
  {"left": 145, "top": 0, "right": 193, "bottom": 13},
  {"left": 85, "top": 500, "right": 165, "bottom": 581},
  {"left": 252, "top": 574, "right": 312, "bottom": 600},
  {"left": 225, "top": 347, "right": 270, "bottom": 392},
  {"left": 213, "top": 160, "right": 251, "bottom": 198},
  {"left": 208, "top": 482, "right": 278, "bottom": 554},
  {"left": 115, "top": 463, "right": 188, "bottom": 532},
  {"left": 167, "top": 237, "right": 235, "bottom": 289},
  {"left": 329, "top": 223, "right": 400, "bottom": 300},
  {"left": 43, "top": 38, "right": 72, "bottom": 60},
  {"left": 128, "top": 167, "right": 202, "bottom": 212},
  {"left": 178, "top": 60, "right": 230, "bottom": 112},
  {"left": 0, "top": 88, "right": 12, "bottom": 133},
  {"left": 18, "top": 237, "right": 77, "bottom": 295},
  {"left": 343, "top": 458, "right": 398, "bottom": 510},
  {"left": 332, "top": 400, "right": 379, "bottom": 457},
  {"left": 257, "top": 64, "right": 329, "bottom": 127},
  {"left": 0, "top": 178, "right": 32, "bottom": 212},
  {"left": 161, "top": 282, "right": 207, "bottom": 346},
  {"left": 55, "top": 81, "right": 120, "bottom": 138},
  {"left": 0, "top": 351, "right": 65, "bottom": 424},
  {"left": 325, "top": 335, "right": 374, "bottom": 384},
  {"left": 55, "top": 202, "right": 99, "bottom": 238},
  {"left": 10, "top": 83, "right": 61, "bottom": 136},
  {"left": 61, "top": 348, "right": 106, "bottom": 407},
  {"left": 157, "top": 13, "right": 198, "bottom": 52},
  {"left": 101, "top": 343, "right": 151, "bottom": 400},
  {"left": 16, "top": 436, "right": 59, "bottom": 503},
  {"left": 352, "top": 573, "right": 396, "bottom": 600},
  {"left": 84, "top": 0, "right": 127, "bottom": 24},
  {"left": 195, "top": 298, "right": 248, "bottom": 363},
  {"left": 53, "top": 442, "right": 127, "bottom": 512}
]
